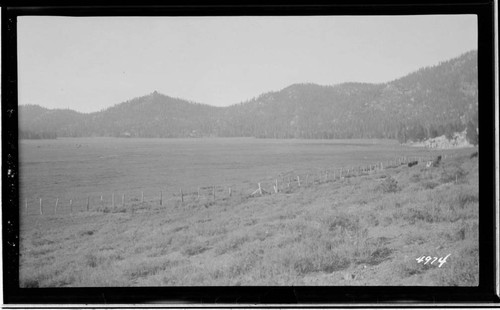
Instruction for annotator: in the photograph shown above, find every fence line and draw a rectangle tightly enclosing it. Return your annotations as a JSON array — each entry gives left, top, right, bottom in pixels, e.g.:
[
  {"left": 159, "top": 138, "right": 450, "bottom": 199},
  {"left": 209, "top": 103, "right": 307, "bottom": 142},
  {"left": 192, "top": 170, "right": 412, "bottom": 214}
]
[{"left": 22, "top": 152, "right": 460, "bottom": 216}]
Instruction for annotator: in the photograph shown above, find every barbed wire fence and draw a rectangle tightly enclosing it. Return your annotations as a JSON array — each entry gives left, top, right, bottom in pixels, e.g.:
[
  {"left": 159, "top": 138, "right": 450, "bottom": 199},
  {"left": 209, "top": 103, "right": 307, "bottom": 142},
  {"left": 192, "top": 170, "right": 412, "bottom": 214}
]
[{"left": 22, "top": 153, "right": 460, "bottom": 217}]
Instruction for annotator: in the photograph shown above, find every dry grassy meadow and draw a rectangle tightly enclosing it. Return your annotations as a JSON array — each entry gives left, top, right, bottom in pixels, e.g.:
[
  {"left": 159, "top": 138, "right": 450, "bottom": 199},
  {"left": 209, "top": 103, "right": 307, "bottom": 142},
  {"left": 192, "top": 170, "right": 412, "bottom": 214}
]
[{"left": 19, "top": 138, "right": 478, "bottom": 286}]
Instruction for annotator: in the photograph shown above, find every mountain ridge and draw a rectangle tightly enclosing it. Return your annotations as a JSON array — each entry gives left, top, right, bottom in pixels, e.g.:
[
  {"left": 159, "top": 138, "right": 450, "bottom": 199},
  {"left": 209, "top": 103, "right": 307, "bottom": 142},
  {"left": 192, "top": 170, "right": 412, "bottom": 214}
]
[{"left": 19, "top": 50, "right": 478, "bottom": 143}]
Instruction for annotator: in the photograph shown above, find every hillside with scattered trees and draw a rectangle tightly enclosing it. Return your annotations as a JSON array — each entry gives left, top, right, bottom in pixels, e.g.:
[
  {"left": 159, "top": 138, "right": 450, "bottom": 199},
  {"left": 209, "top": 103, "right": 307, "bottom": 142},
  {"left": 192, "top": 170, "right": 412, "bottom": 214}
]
[{"left": 19, "top": 51, "right": 478, "bottom": 144}]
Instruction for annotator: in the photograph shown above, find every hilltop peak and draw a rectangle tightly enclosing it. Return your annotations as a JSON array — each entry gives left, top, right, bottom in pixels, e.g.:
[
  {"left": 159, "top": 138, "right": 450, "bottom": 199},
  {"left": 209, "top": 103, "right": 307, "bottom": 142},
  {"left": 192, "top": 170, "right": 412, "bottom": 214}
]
[
  {"left": 147, "top": 90, "right": 164, "bottom": 99},
  {"left": 281, "top": 83, "right": 324, "bottom": 92}
]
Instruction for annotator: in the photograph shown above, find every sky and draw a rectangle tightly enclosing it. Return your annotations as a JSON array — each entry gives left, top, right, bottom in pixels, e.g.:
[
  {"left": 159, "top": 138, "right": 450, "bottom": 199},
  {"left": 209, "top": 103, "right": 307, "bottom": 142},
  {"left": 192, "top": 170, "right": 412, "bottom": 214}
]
[{"left": 17, "top": 15, "right": 477, "bottom": 113}]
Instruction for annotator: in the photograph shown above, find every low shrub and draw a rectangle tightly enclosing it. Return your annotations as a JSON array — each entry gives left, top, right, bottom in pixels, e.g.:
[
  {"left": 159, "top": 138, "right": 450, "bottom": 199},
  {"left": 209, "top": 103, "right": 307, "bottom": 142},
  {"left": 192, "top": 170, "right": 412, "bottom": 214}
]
[
  {"left": 377, "top": 176, "right": 400, "bottom": 193},
  {"left": 404, "top": 233, "right": 426, "bottom": 245},
  {"left": 291, "top": 251, "right": 351, "bottom": 275},
  {"left": 215, "top": 235, "right": 250, "bottom": 255},
  {"left": 183, "top": 243, "right": 210, "bottom": 256},
  {"left": 21, "top": 279, "right": 40, "bottom": 288},
  {"left": 79, "top": 230, "right": 95, "bottom": 237},
  {"left": 354, "top": 237, "right": 393, "bottom": 266},
  {"left": 397, "top": 260, "right": 433, "bottom": 278},
  {"left": 124, "top": 258, "right": 178, "bottom": 280},
  {"left": 420, "top": 180, "right": 439, "bottom": 190},
  {"left": 397, "top": 207, "right": 435, "bottom": 224},
  {"left": 363, "top": 212, "right": 379, "bottom": 227},
  {"left": 409, "top": 173, "right": 421, "bottom": 183},
  {"left": 322, "top": 213, "right": 361, "bottom": 235},
  {"left": 126, "top": 264, "right": 163, "bottom": 280},
  {"left": 227, "top": 250, "right": 259, "bottom": 278},
  {"left": 440, "top": 165, "right": 467, "bottom": 184},
  {"left": 456, "top": 192, "right": 478, "bottom": 209},
  {"left": 364, "top": 247, "right": 392, "bottom": 265},
  {"left": 85, "top": 253, "right": 101, "bottom": 268},
  {"left": 382, "top": 216, "right": 393, "bottom": 226}
]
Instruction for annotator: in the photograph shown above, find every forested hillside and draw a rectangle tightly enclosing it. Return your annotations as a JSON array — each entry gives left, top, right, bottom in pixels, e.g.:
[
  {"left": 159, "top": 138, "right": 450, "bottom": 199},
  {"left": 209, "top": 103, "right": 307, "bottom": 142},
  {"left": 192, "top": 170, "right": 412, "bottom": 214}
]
[
  {"left": 86, "top": 92, "right": 222, "bottom": 138},
  {"left": 19, "top": 51, "right": 478, "bottom": 143},
  {"left": 19, "top": 105, "right": 85, "bottom": 139}
]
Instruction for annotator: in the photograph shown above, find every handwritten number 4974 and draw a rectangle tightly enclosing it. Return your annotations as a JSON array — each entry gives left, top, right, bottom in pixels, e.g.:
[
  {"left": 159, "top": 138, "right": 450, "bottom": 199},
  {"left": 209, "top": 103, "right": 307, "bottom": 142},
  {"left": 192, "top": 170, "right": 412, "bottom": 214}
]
[{"left": 416, "top": 254, "right": 451, "bottom": 267}]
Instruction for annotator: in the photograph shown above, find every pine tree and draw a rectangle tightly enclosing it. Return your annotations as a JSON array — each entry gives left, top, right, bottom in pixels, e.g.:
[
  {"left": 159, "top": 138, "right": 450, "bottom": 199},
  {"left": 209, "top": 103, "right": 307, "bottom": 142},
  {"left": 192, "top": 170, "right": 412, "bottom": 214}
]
[{"left": 466, "top": 120, "right": 478, "bottom": 146}]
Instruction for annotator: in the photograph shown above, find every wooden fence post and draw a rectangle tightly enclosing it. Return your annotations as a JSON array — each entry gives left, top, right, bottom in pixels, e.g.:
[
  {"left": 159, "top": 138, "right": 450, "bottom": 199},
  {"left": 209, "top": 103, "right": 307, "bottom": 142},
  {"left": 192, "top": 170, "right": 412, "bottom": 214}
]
[
  {"left": 274, "top": 179, "right": 278, "bottom": 193},
  {"left": 180, "top": 188, "right": 184, "bottom": 203},
  {"left": 212, "top": 186, "right": 216, "bottom": 201},
  {"left": 122, "top": 194, "right": 125, "bottom": 207},
  {"left": 141, "top": 191, "right": 144, "bottom": 204},
  {"left": 297, "top": 176, "right": 301, "bottom": 187},
  {"left": 229, "top": 187, "right": 232, "bottom": 197},
  {"left": 112, "top": 193, "right": 115, "bottom": 208},
  {"left": 39, "top": 198, "right": 43, "bottom": 215},
  {"left": 160, "top": 190, "right": 162, "bottom": 205},
  {"left": 197, "top": 187, "right": 200, "bottom": 200},
  {"left": 87, "top": 197, "right": 90, "bottom": 212},
  {"left": 25, "top": 199, "right": 28, "bottom": 214},
  {"left": 258, "top": 183, "right": 263, "bottom": 195},
  {"left": 55, "top": 198, "right": 58, "bottom": 214},
  {"left": 325, "top": 171, "right": 328, "bottom": 182},
  {"left": 70, "top": 199, "right": 73, "bottom": 213}
]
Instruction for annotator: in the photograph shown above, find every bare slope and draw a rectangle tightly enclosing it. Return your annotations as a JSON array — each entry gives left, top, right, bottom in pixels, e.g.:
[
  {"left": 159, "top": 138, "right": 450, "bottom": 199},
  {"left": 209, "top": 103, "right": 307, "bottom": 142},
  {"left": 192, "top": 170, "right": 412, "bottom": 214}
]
[{"left": 20, "top": 149, "right": 478, "bottom": 286}]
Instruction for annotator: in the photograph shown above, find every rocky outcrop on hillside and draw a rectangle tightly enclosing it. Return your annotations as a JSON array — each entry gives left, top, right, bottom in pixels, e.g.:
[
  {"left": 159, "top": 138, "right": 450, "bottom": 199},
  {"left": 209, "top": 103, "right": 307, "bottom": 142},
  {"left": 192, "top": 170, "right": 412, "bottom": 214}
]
[{"left": 408, "top": 130, "right": 473, "bottom": 149}]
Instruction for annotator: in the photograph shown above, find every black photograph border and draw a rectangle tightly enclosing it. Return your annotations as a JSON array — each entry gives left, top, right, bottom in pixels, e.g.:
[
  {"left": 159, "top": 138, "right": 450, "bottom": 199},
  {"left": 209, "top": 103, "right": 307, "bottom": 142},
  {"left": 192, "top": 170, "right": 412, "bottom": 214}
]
[{"left": 1, "top": 0, "right": 498, "bottom": 306}]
